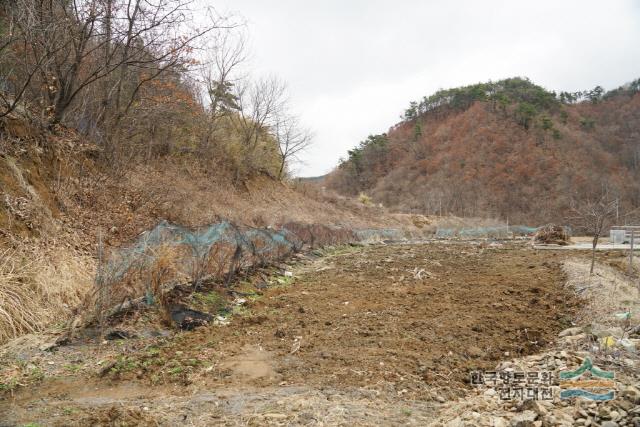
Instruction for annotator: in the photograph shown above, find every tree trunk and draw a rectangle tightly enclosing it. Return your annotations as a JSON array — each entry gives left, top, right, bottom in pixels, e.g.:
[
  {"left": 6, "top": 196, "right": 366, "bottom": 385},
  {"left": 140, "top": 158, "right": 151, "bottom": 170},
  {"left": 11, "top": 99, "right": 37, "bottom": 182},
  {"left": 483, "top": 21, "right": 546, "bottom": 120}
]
[
  {"left": 277, "top": 158, "right": 285, "bottom": 181},
  {"left": 590, "top": 235, "right": 599, "bottom": 275}
]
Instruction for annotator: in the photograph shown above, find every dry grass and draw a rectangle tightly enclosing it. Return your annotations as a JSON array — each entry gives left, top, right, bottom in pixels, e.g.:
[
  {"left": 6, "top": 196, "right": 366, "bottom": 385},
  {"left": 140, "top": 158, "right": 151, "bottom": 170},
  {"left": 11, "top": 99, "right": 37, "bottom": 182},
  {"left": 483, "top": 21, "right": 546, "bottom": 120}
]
[
  {"left": 63, "top": 160, "right": 425, "bottom": 249},
  {"left": 86, "top": 243, "right": 186, "bottom": 326},
  {"left": 0, "top": 244, "right": 93, "bottom": 344},
  {"left": 563, "top": 257, "right": 640, "bottom": 327}
]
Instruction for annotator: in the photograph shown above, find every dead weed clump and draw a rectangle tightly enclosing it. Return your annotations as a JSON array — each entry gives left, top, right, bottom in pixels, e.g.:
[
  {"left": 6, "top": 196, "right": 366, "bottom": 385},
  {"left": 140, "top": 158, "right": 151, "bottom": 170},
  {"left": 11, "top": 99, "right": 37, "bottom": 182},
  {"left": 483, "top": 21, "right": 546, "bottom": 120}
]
[
  {"left": 0, "top": 245, "right": 93, "bottom": 344},
  {"left": 75, "top": 405, "right": 159, "bottom": 427},
  {"left": 86, "top": 240, "right": 241, "bottom": 327},
  {"left": 280, "top": 222, "right": 357, "bottom": 248},
  {"left": 88, "top": 244, "right": 187, "bottom": 326}
]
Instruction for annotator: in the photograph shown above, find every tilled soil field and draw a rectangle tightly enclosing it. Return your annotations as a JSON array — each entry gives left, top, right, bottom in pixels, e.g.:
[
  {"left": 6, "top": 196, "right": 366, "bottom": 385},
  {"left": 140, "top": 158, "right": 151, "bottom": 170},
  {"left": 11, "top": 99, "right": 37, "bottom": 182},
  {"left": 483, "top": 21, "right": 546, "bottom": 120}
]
[
  {"left": 1, "top": 241, "right": 582, "bottom": 425},
  {"left": 214, "top": 241, "right": 579, "bottom": 397}
]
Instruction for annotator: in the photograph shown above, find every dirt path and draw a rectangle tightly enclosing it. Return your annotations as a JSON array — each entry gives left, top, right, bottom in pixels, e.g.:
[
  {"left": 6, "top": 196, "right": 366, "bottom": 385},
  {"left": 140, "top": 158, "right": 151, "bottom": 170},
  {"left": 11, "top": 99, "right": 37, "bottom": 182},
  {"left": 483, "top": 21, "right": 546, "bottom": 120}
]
[{"left": 1, "top": 241, "right": 581, "bottom": 426}]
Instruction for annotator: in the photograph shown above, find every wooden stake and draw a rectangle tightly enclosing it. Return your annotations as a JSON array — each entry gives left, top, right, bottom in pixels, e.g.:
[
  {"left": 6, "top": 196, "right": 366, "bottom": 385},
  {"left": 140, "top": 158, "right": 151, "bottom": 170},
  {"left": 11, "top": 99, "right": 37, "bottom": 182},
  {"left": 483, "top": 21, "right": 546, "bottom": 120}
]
[{"left": 630, "top": 229, "right": 635, "bottom": 275}]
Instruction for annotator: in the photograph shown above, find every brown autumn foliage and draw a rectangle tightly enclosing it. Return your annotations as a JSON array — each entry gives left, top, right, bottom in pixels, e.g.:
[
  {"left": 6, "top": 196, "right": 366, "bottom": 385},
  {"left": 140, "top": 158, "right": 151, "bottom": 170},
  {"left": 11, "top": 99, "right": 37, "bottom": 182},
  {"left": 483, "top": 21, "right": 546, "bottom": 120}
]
[
  {"left": 0, "top": 0, "right": 306, "bottom": 185},
  {"left": 327, "top": 78, "right": 640, "bottom": 225}
]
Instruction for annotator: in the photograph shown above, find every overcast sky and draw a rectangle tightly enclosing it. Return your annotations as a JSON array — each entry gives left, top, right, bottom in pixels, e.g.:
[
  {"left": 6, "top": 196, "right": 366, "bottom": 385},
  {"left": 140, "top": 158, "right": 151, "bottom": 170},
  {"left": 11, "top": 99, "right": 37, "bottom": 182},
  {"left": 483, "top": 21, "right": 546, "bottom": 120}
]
[{"left": 212, "top": 0, "right": 640, "bottom": 177}]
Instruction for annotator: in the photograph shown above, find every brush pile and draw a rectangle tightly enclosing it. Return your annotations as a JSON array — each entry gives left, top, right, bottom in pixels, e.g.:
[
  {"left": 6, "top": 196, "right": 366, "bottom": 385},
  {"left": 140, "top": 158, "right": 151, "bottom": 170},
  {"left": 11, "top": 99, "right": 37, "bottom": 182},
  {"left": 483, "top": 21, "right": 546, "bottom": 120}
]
[{"left": 533, "top": 224, "right": 571, "bottom": 245}]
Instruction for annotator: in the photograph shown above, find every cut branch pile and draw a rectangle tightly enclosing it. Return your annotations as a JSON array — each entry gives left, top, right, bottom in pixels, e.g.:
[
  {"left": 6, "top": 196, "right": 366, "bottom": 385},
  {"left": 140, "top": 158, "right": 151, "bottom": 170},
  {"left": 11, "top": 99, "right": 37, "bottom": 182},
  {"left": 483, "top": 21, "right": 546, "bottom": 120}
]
[{"left": 533, "top": 224, "right": 571, "bottom": 245}]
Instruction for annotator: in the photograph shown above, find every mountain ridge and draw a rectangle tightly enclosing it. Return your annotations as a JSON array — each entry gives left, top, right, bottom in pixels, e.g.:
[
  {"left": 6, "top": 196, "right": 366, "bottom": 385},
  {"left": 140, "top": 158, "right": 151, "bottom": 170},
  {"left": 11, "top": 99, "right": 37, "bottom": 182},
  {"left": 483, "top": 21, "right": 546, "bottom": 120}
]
[{"left": 327, "top": 77, "right": 640, "bottom": 224}]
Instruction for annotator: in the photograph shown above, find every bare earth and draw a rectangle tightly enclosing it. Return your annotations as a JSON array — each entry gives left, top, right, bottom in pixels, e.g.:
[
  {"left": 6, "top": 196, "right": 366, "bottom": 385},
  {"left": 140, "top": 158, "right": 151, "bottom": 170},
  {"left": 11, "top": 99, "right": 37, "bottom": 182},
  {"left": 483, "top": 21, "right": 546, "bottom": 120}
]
[{"left": 0, "top": 242, "right": 586, "bottom": 425}]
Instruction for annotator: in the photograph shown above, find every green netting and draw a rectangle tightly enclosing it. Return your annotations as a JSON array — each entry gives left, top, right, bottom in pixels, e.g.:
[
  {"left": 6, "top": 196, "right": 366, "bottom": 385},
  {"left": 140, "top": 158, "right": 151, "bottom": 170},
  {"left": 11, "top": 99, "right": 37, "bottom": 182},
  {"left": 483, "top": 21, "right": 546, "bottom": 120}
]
[
  {"left": 435, "top": 228, "right": 456, "bottom": 238},
  {"left": 459, "top": 226, "right": 509, "bottom": 238},
  {"left": 355, "top": 228, "right": 405, "bottom": 241},
  {"left": 95, "top": 221, "right": 405, "bottom": 313},
  {"left": 510, "top": 225, "right": 537, "bottom": 236},
  {"left": 435, "top": 225, "right": 536, "bottom": 239},
  {"left": 100, "top": 220, "right": 298, "bottom": 284}
]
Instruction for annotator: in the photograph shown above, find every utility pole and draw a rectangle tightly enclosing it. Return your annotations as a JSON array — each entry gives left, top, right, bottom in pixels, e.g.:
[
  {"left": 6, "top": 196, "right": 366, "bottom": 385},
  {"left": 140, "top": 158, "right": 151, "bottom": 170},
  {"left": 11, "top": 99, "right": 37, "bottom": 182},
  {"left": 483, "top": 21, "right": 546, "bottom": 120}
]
[{"left": 506, "top": 216, "right": 510, "bottom": 238}]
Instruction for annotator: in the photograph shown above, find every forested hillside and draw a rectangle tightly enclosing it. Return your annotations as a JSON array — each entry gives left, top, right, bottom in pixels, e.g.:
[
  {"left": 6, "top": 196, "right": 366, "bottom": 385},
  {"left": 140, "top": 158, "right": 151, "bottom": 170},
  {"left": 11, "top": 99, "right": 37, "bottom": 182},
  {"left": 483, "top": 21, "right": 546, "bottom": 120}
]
[{"left": 327, "top": 77, "right": 640, "bottom": 224}]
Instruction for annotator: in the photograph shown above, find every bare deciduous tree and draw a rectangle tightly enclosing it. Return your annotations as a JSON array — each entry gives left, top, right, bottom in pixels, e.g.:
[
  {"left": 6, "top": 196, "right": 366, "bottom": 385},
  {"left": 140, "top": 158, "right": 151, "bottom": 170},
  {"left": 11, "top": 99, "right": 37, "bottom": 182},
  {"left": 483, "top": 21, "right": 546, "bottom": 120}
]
[
  {"left": 199, "top": 27, "right": 247, "bottom": 151},
  {"left": 204, "top": 29, "right": 246, "bottom": 117},
  {"left": 569, "top": 188, "right": 618, "bottom": 274},
  {"left": 233, "top": 76, "right": 286, "bottom": 149},
  {"left": 230, "top": 76, "right": 314, "bottom": 181},
  {"left": 274, "top": 114, "right": 313, "bottom": 180},
  {"left": 224, "top": 76, "right": 287, "bottom": 181},
  {"left": 0, "top": 1, "right": 71, "bottom": 118},
  {"left": 5, "top": 0, "right": 225, "bottom": 126},
  {"left": 197, "top": 30, "right": 313, "bottom": 182}
]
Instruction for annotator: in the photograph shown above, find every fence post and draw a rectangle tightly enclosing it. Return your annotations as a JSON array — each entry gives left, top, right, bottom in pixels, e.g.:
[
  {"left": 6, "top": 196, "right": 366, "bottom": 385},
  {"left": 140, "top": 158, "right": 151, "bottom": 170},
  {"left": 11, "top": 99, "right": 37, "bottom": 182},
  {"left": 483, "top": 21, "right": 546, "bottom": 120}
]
[{"left": 630, "top": 230, "right": 635, "bottom": 275}]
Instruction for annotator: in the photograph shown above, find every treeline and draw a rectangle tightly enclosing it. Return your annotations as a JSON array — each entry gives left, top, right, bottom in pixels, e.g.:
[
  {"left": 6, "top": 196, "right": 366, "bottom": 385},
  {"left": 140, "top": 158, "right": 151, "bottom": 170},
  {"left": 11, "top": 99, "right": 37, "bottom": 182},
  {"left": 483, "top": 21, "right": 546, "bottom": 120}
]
[
  {"left": 402, "top": 77, "right": 640, "bottom": 131},
  {"left": 328, "top": 77, "right": 640, "bottom": 224},
  {"left": 340, "top": 133, "right": 391, "bottom": 193},
  {"left": 402, "top": 77, "right": 558, "bottom": 122},
  {"left": 0, "top": 0, "right": 310, "bottom": 182}
]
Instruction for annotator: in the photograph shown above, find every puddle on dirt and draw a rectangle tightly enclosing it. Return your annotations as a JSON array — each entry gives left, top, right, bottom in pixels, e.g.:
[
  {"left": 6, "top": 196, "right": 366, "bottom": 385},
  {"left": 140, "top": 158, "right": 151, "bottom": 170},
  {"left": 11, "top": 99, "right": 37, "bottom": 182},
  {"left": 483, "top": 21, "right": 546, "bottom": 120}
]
[{"left": 219, "top": 344, "right": 277, "bottom": 381}]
